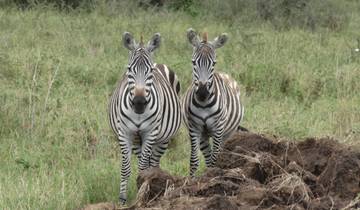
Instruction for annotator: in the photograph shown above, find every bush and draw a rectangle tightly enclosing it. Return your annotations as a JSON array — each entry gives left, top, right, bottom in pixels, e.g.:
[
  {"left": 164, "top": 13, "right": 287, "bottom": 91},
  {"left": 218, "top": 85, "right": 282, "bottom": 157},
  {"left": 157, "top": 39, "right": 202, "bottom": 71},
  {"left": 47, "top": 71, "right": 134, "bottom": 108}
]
[
  {"left": 2, "top": 0, "right": 95, "bottom": 10},
  {"left": 0, "top": 0, "right": 351, "bottom": 31},
  {"left": 256, "top": 0, "right": 349, "bottom": 31},
  {"left": 197, "top": 0, "right": 349, "bottom": 31},
  {"left": 137, "top": 0, "right": 200, "bottom": 16}
]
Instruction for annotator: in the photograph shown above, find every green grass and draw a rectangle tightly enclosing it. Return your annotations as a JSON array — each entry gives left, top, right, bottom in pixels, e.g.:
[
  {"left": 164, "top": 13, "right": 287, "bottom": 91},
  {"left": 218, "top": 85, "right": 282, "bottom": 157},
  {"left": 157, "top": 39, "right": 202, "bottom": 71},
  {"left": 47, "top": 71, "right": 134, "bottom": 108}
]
[{"left": 0, "top": 3, "right": 360, "bottom": 209}]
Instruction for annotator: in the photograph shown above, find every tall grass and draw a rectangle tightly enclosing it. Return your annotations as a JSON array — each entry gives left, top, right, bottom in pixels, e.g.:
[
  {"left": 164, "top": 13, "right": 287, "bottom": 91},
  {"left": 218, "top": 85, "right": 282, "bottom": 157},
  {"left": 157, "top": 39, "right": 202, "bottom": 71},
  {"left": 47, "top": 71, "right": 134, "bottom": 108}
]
[{"left": 0, "top": 2, "right": 359, "bottom": 209}]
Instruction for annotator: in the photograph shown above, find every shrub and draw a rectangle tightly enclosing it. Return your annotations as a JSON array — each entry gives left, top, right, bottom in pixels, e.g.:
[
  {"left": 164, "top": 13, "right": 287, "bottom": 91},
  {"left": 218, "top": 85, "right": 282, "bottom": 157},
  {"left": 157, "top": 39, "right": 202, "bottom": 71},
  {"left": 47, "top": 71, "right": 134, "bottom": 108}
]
[
  {"left": 0, "top": 0, "right": 351, "bottom": 31},
  {"left": 2, "top": 0, "right": 95, "bottom": 10},
  {"left": 256, "top": 0, "right": 349, "bottom": 31}
]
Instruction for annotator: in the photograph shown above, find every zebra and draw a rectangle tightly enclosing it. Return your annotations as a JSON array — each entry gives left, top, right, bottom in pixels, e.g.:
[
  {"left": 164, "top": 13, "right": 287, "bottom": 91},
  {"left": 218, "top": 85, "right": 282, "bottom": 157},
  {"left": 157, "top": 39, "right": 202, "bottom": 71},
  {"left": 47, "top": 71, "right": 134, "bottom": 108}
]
[
  {"left": 182, "top": 28, "right": 246, "bottom": 177},
  {"left": 108, "top": 32, "right": 181, "bottom": 203}
]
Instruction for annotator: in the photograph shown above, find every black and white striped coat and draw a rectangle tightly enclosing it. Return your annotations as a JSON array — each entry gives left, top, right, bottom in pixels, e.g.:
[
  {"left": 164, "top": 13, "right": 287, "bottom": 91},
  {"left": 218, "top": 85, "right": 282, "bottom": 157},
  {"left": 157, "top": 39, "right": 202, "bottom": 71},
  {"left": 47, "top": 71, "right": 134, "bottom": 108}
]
[
  {"left": 108, "top": 32, "right": 181, "bottom": 203},
  {"left": 182, "top": 29, "right": 245, "bottom": 177}
]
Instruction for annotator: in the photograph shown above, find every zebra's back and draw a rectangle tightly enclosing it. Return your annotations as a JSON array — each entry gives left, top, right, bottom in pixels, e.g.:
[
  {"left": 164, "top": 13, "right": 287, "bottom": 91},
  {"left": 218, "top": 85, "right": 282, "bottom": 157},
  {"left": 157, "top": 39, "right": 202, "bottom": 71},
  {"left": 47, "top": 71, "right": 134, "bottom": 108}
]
[
  {"left": 155, "top": 63, "right": 181, "bottom": 95},
  {"left": 214, "top": 72, "right": 244, "bottom": 137},
  {"left": 217, "top": 72, "right": 241, "bottom": 98},
  {"left": 151, "top": 69, "right": 182, "bottom": 144}
]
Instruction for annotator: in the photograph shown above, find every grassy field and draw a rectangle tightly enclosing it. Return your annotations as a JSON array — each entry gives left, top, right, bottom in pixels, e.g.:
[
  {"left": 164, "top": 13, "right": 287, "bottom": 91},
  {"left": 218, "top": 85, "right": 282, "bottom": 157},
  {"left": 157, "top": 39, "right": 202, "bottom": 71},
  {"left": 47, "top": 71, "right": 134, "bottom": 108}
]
[{"left": 0, "top": 2, "right": 360, "bottom": 209}]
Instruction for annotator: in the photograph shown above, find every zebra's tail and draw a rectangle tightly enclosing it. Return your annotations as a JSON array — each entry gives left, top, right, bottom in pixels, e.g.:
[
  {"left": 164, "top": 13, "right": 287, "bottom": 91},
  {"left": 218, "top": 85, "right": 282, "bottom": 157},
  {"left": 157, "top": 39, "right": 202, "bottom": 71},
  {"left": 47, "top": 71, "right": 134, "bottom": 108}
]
[
  {"left": 237, "top": 125, "right": 249, "bottom": 132},
  {"left": 155, "top": 63, "right": 181, "bottom": 95}
]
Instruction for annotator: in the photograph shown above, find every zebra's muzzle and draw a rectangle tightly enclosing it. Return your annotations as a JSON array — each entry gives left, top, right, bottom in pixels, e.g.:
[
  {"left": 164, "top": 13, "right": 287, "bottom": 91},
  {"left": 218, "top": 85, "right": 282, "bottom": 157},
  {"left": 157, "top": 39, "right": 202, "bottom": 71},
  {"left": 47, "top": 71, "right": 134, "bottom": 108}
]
[
  {"left": 133, "top": 96, "right": 147, "bottom": 114},
  {"left": 195, "top": 83, "right": 210, "bottom": 102}
]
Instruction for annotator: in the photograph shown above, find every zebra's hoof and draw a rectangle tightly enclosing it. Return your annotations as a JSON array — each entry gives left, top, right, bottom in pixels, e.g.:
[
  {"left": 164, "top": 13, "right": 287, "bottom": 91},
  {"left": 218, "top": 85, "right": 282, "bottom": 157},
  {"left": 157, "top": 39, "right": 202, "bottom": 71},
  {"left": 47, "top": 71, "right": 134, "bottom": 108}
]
[{"left": 119, "top": 195, "right": 127, "bottom": 205}]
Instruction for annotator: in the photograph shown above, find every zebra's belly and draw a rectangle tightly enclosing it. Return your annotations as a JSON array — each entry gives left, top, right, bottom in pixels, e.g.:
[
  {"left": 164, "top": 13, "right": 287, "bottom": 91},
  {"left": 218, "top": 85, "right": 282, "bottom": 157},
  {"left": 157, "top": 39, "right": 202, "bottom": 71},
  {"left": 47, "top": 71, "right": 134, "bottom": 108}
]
[{"left": 156, "top": 110, "right": 181, "bottom": 143}]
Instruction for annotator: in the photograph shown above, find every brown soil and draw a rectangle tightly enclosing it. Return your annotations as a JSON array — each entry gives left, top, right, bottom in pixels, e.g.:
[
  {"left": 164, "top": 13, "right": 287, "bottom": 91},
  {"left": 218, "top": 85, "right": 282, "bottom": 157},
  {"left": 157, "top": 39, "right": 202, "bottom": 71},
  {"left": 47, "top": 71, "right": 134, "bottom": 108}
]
[{"left": 80, "top": 132, "right": 360, "bottom": 210}]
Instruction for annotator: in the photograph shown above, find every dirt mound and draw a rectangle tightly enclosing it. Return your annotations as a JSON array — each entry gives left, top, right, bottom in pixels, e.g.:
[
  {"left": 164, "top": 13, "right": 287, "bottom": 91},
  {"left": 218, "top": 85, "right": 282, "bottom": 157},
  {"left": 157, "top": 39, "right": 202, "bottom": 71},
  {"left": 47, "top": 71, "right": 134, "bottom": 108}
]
[
  {"left": 80, "top": 202, "right": 117, "bottom": 210},
  {"left": 81, "top": 132, "right": 360, "bottom": 210}
]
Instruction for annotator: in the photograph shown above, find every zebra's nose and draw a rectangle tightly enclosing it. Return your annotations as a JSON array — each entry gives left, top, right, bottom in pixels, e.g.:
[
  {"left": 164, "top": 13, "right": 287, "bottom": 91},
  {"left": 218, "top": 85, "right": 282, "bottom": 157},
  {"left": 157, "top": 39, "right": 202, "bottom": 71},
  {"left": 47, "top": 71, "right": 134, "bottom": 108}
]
[
  {"left": 195, "top": 82, "right": 210, "bottom": 102},
  {"left": 133, "top": 96, "right": 147, "bottom": 114},
  {"left": 134, "top": 86, "right": 146, "bottom": 97}
]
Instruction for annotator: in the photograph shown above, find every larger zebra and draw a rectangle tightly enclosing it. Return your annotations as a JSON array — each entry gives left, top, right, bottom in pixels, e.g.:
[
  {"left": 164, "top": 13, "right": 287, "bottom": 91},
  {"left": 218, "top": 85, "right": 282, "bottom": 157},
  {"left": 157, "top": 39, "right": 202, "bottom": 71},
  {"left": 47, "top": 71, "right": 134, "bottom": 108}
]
[
  {"left": 109, "top": 32, "right": 181, "bottom": 203},
  {"left": 183, "top": 28, "right": 245, "bottom": 177}
]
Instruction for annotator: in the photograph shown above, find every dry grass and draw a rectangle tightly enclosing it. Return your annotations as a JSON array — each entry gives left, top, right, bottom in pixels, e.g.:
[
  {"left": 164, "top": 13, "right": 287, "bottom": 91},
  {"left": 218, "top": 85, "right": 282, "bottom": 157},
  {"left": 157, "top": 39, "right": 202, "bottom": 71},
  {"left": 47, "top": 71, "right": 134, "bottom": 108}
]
[
  {"left": 341, "top": 194, "right": 360, "bottom": 210},
  {"left": 268, "top": 173, "right": 313, "bottom": 205}
]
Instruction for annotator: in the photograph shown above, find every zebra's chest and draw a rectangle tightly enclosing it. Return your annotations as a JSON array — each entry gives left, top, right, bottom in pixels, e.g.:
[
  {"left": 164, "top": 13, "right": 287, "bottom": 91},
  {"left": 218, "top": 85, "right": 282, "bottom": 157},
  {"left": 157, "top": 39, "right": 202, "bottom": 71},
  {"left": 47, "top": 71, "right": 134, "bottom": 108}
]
[
  {"left": 118, "top": 91, "right": 161, "bottom": 133},
  {"left": 189, "top": 105, "right": 223, "bottom": 127},
  {"left": 121, "top": 109, "right": 158, "bottom": 131}
]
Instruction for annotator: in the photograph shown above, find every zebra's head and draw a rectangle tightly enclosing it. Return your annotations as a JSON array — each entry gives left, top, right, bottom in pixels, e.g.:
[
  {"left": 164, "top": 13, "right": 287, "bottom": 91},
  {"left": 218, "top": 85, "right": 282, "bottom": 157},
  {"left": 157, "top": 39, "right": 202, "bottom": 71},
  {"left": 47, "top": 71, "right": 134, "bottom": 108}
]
[
  {"left": 123, "top": 32, "right": 161, "bottom": 114},
  {"left": 187, "top": 28, "right": 228, "bottom": 102}
]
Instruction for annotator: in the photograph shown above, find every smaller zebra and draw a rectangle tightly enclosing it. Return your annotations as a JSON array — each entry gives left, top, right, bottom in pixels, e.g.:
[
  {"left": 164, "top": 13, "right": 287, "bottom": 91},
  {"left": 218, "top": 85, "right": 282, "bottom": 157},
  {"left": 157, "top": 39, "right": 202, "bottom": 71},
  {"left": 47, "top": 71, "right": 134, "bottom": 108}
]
[
  {"left": 183, "top": 28, "right": 246, "bottom": 177},
  {"left": 108, "top": 32, "right": 181, "bottom": 203}
]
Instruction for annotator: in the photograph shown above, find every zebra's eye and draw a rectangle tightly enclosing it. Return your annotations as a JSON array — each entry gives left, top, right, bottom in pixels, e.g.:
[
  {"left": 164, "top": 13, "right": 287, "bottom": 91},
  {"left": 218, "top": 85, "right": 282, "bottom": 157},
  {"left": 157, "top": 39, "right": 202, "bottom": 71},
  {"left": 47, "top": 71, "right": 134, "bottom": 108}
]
[
  {"left": 145, "top": 89, "right": 150, "bottom": 95},
  {"left": 192, "top": 60, "right": 196, "bottom": 65},
  {"left": 127, "top": 72, "right": 134, "bottom": 79},
  {"left": 212, "top": 61, "right": 217, "bottom": 66},
  {"left": 147, "top": 74, "right": 153, "bottom": 80}
]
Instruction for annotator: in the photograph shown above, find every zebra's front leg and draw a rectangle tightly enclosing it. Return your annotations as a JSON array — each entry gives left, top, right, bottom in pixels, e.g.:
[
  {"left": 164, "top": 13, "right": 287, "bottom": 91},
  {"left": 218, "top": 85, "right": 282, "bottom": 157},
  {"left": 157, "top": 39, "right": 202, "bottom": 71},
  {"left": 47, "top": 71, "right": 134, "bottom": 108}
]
[
  {"left": 199, "top": 134, "right": 212, "bottom": 167},
  {"left": 210, "top": 133, "right": 224, "bottom": 167},
  {"left": 118, "top": 134, "right": 132, "bottom": 204},
  {"left": 138, "top": 130, "right": 157, "bottom": 171},
  {"left": 189, "top": 126, "right": 201, "bottom": 177}
]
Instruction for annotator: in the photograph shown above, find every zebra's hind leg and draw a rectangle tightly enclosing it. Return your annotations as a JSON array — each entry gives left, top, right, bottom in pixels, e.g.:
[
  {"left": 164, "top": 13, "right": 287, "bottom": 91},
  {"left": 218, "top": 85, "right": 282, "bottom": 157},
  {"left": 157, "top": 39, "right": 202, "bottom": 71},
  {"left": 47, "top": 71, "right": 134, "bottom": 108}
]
[
  {"left": 138, "top": 131, "right": 156, "bottom": 171},
  {"left": 199, "top": 134, "right": 212, "bottom": 167},
  {"left": 149, "top": 142, "right": 169, "bottom": 167},
  {"left": 132, "top": 135, "right": 142, "bottom": 160},
  {"left": 133, "top": 136, "right": 152, "bottom": 169},
  {"left": 118, "top": 135, "right": 132, "bottom": 204},
  {"left": 132, "top": 145, "right": 141, "bottom": 162}
]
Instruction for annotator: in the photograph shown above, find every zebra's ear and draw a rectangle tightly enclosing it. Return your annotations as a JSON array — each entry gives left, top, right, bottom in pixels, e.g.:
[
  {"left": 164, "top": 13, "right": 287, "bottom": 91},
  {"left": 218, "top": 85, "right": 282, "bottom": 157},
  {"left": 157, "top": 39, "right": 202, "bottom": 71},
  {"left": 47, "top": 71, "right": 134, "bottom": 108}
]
[
  {"left": 212, "top": 33, "right": 228, "bottom": 49},
  {"left": 123, "top": 32, "right": 136, "bottom": 51},
  {"left": 187, "top": 28, "right": 200, "bottom": 47},
  {"left": 147, "top": 33, "right": 161, "bottom": 52}
]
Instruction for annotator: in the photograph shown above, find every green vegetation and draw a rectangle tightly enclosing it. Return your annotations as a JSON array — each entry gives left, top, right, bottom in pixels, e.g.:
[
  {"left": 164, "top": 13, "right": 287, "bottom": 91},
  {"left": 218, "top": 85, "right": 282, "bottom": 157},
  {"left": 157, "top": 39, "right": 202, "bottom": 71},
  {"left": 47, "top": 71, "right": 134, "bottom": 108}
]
[{"left": 0, "top": 1, "right": 359, "bottom": 209}]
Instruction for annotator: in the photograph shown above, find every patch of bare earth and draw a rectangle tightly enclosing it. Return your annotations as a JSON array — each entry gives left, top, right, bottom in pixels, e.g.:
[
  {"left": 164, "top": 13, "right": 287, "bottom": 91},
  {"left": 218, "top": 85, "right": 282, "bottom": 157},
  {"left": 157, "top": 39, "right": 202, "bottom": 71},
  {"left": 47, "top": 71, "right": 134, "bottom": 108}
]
[{"left": 80, "top": 132, "right": 360, "bottom": 210}]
